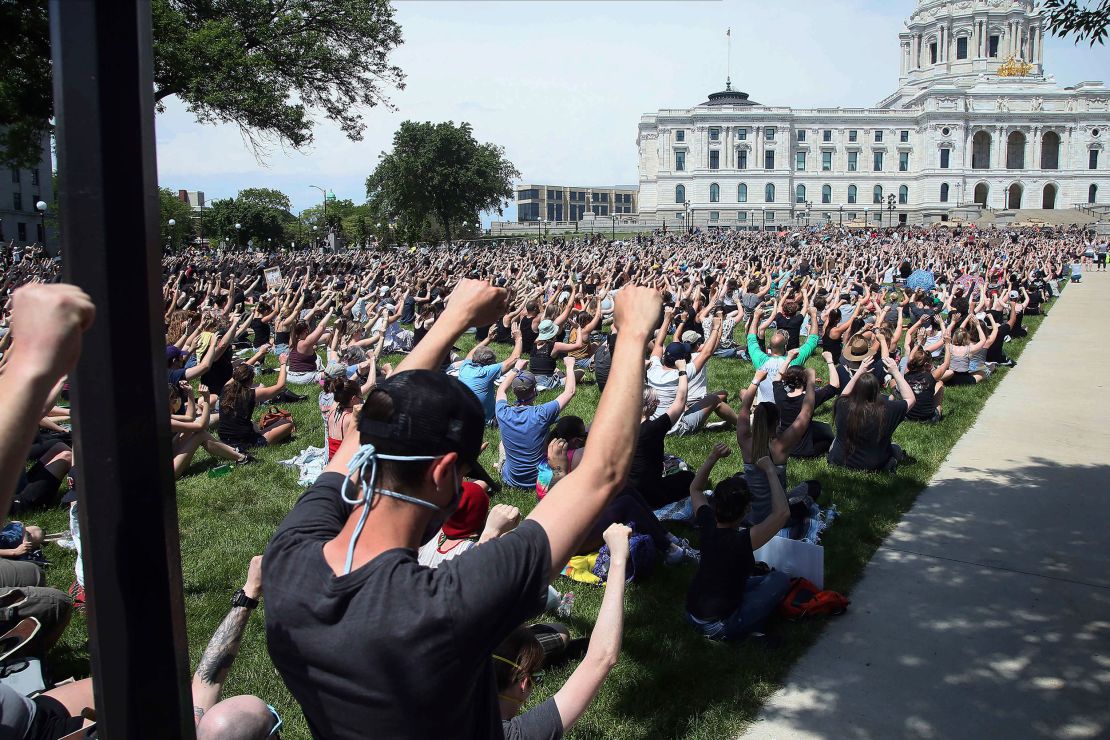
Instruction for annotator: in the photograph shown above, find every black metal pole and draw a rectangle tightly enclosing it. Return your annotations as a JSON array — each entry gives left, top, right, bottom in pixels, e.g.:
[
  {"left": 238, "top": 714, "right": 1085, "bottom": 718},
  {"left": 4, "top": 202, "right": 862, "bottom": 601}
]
[{"left": 50, "top": 1, "right": 195, "bottom": 737}]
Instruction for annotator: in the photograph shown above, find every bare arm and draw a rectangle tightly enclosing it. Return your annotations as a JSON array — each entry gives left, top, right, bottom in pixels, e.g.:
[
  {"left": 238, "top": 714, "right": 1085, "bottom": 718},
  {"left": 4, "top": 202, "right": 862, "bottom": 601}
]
[
  {"left": 395, "top": 280, "right": 509, "bottom": 374},
  {"left": 191, "top": 556, "right": 262, "bottom": 718},
  {"left": 554, "top": 357, "right": 578, "bottom": 410},
  {"left": 527, "top": 287, "right": 660, "bottom": 580},
  {"left": 663, "top": 358, "right": 690, "bottom": 424},
  {"left": 553, "top": 524, "right": 629, "bottom": 732}
]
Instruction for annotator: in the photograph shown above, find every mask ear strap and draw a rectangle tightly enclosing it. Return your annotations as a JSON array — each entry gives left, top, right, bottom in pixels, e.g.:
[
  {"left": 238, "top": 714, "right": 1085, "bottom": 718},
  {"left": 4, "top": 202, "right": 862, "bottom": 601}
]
[{"left": 339, "top": 445, "right": 441, "bottom": 575}]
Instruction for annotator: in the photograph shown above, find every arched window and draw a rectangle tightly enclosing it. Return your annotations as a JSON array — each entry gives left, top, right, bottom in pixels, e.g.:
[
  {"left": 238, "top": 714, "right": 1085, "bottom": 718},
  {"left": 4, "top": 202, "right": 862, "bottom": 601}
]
[
  {"left": 795, "top": 184, "right": 806, "bottom": 203},
  {"left": 1041, "top": 131, "right": 1060, "bottom": 169},
  {"left": 675, "top": 184, "right": 685, "bottom": 204},
  {"left": 940, "top": 183, "right": 949, "bottom": 202},
  {"left": 1006, "top": 131, "right": 1026, "bottom": 169},
  {"left": 974, "top": 182, "right": 989, "bottom": 207},
  {"left": 1091, "top": 184, "right": 1099, "bottom": 204},
  {"left": 710, "top": 183, "right": 720, "bottom": 202},
  {"left": 873, "top": 185, "right": 883, "bottom": 204},
  {"left": 847, "top": 184, "right": 857, "bottom": 204},
  {"left": 765, "top": 183, "right": 776, "bottom": 202},
  {"left": 972, "top": 131, "right": 991, "bottom": 169},
  {"left": 898, "top": 185, "right": 908, "bottom": 204},
  {"left": 738, "top": 183, "right": 747, "bottom": 203},
  {"left": 821, "top": 184, "right": 832, "bottom": 204}
]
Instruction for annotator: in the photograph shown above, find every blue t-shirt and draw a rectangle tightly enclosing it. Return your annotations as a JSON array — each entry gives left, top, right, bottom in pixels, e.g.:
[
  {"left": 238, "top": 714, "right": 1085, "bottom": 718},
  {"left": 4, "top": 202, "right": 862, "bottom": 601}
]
[
  {"left": 458, "top": 361, "right": 503, "bottom": 421},
  {"left": 496, "top": 399, "right": 561, "bottom": 488}
]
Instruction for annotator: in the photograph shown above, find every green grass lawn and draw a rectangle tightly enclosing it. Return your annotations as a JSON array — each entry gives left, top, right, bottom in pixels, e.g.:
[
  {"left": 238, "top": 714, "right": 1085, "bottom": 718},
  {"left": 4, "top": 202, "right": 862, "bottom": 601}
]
[{"left": 33, "top": 298, "right": 1056, "bottom": 739}]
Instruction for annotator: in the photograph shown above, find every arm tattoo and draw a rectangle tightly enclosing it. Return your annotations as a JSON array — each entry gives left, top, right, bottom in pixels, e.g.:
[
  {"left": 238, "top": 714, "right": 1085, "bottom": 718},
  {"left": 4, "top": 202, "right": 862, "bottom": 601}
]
[{"left": 195, "top": 606, "right": 252, "bottom": 686}]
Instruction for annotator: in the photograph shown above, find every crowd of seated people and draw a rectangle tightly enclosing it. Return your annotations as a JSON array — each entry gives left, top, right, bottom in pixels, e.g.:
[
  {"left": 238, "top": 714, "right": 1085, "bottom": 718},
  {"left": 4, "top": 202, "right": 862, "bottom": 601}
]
[{"left": 0, "top": 223, "right": 1092, "bottom": 737}]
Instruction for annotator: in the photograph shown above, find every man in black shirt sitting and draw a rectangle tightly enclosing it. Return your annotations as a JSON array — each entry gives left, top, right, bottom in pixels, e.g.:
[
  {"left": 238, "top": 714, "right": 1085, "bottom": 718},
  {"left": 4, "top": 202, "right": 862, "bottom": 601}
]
[{"left": 263, "top": 279, "right": 662, "bottom": 739}]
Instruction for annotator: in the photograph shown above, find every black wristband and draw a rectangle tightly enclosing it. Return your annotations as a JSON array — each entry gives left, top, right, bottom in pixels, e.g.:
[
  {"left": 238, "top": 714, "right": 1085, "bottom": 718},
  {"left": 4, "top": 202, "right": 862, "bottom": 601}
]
[{"left": 678, "top": 370, "right": 687, "bottom": 377}]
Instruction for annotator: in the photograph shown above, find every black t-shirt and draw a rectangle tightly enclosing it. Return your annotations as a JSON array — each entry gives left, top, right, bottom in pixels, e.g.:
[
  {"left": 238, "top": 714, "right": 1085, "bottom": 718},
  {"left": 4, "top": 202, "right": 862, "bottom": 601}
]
[
  {"left": 263, "top": 473, "right": 550, "bottom": 740},
  {"left": 628, "top": 414, "right": 673, "bottom": 496},
  {"left": 201, "top": 345, "right": 234, "bottom": 396},
  {"left": 686, "top": 505, "right": 755, "bottom": 621},
  {"left": 218, "top": 388, "right": 256, "bottom": 444},
  {"left": 502, "top": 698, "right": 564, "bottom": 740},
  {"left": 904, "top": 370, "right": 936, "bottom": 421},
  {"left": 985, "top": 323, "right": 1011, "bottom": 362},
  {"left": 250, "top": 318, "right": 271, "bottom": 348},
  {"left": 521, "top": 320, "right": 539, "bottom": 354},
  {"left": 593, "top": 339, "right": 613, "bottom": 391},
  {"left": 772, "top": 313, "right": 805, "bottom": 350},
  {"left": 828, "top": 398, "right": 908, "bottom": 470},
  {"left": 773, "top": 381, "right": 839, "bottom": 455}
]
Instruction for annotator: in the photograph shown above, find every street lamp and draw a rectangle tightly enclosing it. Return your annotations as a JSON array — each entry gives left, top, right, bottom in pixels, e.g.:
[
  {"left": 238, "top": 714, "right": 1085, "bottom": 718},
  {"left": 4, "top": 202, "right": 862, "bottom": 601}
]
[
  {"left": 167, "top": 217, "right": 175, "bottom": 251},
  {"left": 760, "top": 206, "right": 765, "bottom": 232},
  {"left": 234, "top": 222, "right": 241, "bottom": 248},
  {"left": 864, "top": 208, "right": 869, "bottom": 228},
  {"left": 838, "top": 205, "right": 844, "bottom": 226},
  {"left": 35, "top": 200, "right": 47, "bottom": 245},
  {"left": 886, "top": 193, "right": 896, "bottom": 227},
  {"left": 684, "top": 200, "right": 691, "bottom": 235},
  {"left": 309, "top": 184, "right": 328, "bottom": 227},
  {"left": 611, "top": 214, "right": 616, "bottom": 240}
]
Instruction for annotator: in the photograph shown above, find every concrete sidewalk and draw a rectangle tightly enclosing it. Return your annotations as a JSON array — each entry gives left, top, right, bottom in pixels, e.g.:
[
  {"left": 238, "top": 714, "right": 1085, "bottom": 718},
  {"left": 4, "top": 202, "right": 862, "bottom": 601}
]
[{"left": 743, "top": 274, "right": 1110, "bottom": 740}]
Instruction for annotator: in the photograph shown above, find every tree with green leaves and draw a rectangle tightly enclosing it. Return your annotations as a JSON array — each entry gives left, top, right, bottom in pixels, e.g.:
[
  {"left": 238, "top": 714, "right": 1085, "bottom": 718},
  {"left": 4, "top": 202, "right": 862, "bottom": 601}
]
[
  {"left": 365, "top": 121, "right": 519, "bottom": 245},
  {"left": 0, "top": 0, "right": 404, "bottom": 167},
  {"left": 202, "top": 188, "right": 294, "bottom": 248},
  {"left": 1045, "top": 0, "right": 1109, "bottom": 45},
  {"left": 158, "top": 187, "right": 197, "bottom": 249}
]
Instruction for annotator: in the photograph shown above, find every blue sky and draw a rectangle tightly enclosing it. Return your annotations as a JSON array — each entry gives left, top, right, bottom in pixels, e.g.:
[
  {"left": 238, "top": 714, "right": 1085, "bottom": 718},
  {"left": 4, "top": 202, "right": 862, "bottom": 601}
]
[{"left": 154, "top": 0, "right": 1109, "bottom": 224}]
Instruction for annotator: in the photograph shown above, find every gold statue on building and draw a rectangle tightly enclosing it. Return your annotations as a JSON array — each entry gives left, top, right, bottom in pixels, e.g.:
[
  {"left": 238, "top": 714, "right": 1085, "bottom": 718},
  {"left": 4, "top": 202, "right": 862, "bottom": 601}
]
[{"left": 997, "top": 55, "right": 1033, "bottom": 77}]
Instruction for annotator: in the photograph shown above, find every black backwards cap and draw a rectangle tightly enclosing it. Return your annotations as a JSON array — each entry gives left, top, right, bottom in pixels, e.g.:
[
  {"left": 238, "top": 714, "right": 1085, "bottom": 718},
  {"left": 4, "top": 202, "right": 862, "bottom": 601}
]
[{"left": 358, "top": 369, "right": 484, "bottom": 466}]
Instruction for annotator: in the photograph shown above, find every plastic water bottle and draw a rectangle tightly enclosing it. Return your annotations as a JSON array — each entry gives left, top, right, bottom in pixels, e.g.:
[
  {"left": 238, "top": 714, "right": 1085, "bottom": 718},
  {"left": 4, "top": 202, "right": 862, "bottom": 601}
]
[
  {"left": 557, "top": 591, "right": 575, "bottom": 618},
  {"left": 208, "top": 464, "right": 233, "bottom": 478}
]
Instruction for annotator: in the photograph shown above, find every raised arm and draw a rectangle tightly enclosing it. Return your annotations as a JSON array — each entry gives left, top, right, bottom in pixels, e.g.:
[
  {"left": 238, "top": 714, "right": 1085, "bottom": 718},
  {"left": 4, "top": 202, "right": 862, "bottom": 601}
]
[
  {"left": 688, "top": 443, "right": 730, "bottom": 512},
  {"left": 395, "top": 279, "right": 509, "bottom": 374},
  {"left": 0, "top": 285, "right": 95, "bottom": 517},
  {"left": 663, "top": 358, "right": 690, "bottom": 423},
  {"left": 554, "top": 356, "right": 578, "bottom": 410},
  {"left": 527, "top": 287, "right": 660, "bottom": 580},
  {"left": 254, "top": 354, "right": 289, "bottom": 402},
  {"left": 775, "top": 369, "right": 816, "bottom": 455},
  {"left": 552, "top": 524, "right": 629, "bottom": 731}
]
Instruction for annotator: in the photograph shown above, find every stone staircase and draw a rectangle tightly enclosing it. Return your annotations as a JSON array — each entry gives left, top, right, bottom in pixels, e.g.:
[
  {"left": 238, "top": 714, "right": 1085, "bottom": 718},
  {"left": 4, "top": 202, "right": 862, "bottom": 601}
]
[{"left": 992, "top": 208, "right": 1100, "bottom": 226}]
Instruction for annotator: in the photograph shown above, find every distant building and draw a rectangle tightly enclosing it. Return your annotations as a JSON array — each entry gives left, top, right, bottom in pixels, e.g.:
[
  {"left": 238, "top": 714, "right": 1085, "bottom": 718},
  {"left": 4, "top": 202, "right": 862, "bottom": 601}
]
[
  {"left": 1, "top": 132, "right": 55, "bottom": 251},
  {"left": 636, "top": 0, "right": 1109, "bottom": 227},
  {"left": 516, "top": 184, "right": 637, "bottom": 222},
  {"left": 177, "top": 190, "right": 206, "bottom": 210}
]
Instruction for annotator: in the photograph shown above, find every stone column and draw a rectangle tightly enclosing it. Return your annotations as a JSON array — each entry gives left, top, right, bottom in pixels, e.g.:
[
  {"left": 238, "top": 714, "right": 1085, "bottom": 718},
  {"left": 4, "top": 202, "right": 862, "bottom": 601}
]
[
  {"left": 996, "top": 125, "right": 1006, "bottom": 170},
  {"left": 1032, "top": 127, "right": 1041, "bottom": 170}
]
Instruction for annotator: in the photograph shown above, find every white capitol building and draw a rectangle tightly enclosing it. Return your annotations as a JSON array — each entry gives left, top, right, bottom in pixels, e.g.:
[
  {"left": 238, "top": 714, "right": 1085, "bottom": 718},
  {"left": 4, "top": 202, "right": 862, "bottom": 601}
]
[{"left": 634, "top": 0, "right": 1109, "bottom": 229}]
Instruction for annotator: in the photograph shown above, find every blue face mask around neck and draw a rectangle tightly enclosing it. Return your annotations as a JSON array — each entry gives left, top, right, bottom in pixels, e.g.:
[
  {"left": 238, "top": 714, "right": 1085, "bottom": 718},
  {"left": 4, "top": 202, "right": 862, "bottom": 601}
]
[{"left": 339, "top": 442, "right": 461, "bottom": 575}]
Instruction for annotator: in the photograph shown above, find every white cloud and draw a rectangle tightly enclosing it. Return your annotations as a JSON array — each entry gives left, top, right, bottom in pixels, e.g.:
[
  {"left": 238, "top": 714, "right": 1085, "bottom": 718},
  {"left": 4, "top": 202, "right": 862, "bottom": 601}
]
[{"left": 154, "top": 0, "right": 1109, "bottom": 220}]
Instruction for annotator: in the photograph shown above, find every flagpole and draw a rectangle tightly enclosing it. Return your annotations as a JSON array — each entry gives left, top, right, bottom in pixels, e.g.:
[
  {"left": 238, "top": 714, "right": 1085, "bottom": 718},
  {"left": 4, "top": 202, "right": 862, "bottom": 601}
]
[{"left": 726, "top": 27, "right": 732, "bottom": 88}]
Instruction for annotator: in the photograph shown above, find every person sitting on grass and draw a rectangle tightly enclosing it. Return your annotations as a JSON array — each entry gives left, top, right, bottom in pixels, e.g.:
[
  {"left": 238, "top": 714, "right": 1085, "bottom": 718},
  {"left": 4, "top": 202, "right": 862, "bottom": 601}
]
[
  {"left": 903, "top": 345, "right": 950, "bottom": 424},
  {"left": 286, "top": 305, "right": 334, "bottom": 385},
  {"left": 217, "top": 357, "right": 295, "bottom": 453},
  {"left": 646, "top": 308, "right": 732, "bottom": 436},
  {"left": 496, "top": 357, "right": 577, "bottom": 489},
  {"left": 629, "top": 360, "right": 695, "bottom": 508},
  {"left": 736, "top": 367, "right": 821, "bottom": 526},
  {"left": 942, "top": 320, "right": 988, "bottom": 386},
  {"left": 528, "top": 306, "right": 596, "bottom": 391},
  {"left": 541, "top": 417, "right": 698, "bottom": 564},
  {"left": 747, "top": 303, "right": 821, "bottom": 403},
  {"left": 458, "top": 324, "right": 523, "bottom": 424},
  {"left": 263, "top": 280, "right": 661, "bottom": 738},
  {"left": 170, "top": 382, "right": 254, "bottom": 476},
  {"left": 772, "top": 356, "right": 841, "bottom": 459},
  {"left": 685, "top": 445, "right": 793, "bottom": 642},
  {"left": 495, "top": 523, "right": 631, "bottom": 739},
  {"left": 827, "top": 351, "right": 916, "bottom": 472}
]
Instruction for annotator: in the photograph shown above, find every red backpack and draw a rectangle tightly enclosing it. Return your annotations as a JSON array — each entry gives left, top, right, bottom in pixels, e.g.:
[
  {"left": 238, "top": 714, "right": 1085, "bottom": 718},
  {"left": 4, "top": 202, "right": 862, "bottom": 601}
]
[{"left": 778, "top": 577, "right": 850, "bottom": 620}]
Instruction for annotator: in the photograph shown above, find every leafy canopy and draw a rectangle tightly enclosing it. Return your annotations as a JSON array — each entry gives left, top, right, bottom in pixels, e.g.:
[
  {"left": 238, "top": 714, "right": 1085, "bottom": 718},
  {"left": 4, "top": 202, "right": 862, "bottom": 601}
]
[
  {"left": 365, "top": 121, "right": 519, "bottom": 244},
  {"left": 1044, "top": 0, "right": 1109, "bottom": 45},
  {"left": 1, "top": 0, "right": 404, "bottom": 167}
]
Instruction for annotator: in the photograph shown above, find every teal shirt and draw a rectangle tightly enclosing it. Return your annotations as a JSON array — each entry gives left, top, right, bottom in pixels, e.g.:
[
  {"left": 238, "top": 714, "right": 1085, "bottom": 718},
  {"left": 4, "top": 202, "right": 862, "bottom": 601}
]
[{"left": 746, "top": 331, "right": 819, "bottom": 370}]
